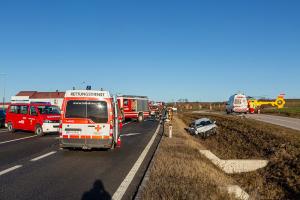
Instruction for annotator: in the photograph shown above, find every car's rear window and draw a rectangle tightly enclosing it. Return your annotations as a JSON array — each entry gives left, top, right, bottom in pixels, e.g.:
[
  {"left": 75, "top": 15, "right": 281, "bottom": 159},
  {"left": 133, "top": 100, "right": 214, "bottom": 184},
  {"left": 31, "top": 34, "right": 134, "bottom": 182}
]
[{"left": 65, "top": 100, "right": 108, "bottom": 123}]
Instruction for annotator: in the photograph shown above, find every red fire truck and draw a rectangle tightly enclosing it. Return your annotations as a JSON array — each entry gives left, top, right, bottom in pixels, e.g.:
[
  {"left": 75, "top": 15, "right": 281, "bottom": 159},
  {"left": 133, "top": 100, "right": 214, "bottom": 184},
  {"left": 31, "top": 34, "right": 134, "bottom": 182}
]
[
  {"left": 149, "top": 101, "right": 165, "bottom": 118},
  {"left": 117, "top": 95, "right": 150, "bottom": 122}
]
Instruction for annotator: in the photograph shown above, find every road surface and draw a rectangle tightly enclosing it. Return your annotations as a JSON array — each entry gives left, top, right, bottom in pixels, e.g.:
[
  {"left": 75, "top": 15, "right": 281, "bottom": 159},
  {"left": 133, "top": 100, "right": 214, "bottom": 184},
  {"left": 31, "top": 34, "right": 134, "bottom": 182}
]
[
  {"left": 0, "top": 120, "right": 162, "bottom": 200},
  {"left": 246, "top": 114, "right": 300, "bottom": 131}
]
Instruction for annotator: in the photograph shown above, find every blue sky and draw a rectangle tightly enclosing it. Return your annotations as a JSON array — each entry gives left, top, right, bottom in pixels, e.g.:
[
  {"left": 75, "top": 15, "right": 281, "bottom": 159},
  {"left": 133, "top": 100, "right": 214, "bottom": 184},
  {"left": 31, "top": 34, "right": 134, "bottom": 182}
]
[{"left": 0, "top": 0, "right": 299, "bottom": 102}]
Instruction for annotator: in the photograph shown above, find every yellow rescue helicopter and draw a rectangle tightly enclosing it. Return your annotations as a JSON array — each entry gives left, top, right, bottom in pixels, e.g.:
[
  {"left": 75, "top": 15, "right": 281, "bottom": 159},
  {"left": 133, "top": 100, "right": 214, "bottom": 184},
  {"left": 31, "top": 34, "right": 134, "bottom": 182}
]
[{"left": 248, "top": 94, "right": 285, "bottom": 113}]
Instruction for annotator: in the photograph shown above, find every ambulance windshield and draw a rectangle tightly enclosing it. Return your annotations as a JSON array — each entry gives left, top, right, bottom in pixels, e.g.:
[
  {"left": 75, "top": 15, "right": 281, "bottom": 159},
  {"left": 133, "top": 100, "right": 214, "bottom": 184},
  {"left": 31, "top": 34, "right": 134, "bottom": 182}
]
[{"left": 65, "top": 100, "right": 108, "bottom": 123}]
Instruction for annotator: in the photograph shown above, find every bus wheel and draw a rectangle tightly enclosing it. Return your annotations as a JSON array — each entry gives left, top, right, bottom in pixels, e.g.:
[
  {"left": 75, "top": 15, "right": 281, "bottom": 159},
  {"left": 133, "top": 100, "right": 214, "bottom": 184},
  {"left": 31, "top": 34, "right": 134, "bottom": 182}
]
[
  {"left": 7, "top": 122, "right": 15, "bottom": 133},
  {"left": 138, "top": 113, "right": 144, "bottom": 122},
  {"left": 35, "top": 125, "right": 44, "bottom": 136}
]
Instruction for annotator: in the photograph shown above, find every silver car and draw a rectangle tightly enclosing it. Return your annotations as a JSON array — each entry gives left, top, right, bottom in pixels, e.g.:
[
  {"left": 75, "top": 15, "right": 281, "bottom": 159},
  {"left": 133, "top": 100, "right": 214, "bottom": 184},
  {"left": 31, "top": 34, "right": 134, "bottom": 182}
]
[{"left": 187, "top": 118, "right": 218, "bottom": 138}]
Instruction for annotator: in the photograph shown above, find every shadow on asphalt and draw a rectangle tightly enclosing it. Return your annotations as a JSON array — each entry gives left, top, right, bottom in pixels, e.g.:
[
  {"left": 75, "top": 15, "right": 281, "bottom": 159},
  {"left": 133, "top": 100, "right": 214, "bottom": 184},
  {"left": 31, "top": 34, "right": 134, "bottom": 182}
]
[
  {"left": 10, "top": 130, "right": 59, "bottom": 137},
  {"left": 82, "top": 180, "right": 111, "bottom": 200}
]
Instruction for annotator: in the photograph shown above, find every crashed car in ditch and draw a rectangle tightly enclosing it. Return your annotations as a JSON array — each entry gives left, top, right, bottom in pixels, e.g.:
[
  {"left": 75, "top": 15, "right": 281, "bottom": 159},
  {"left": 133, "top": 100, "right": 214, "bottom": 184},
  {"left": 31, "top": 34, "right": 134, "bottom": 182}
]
[{"left": 186, "top": 118, "right": 218, "bottom": 138}]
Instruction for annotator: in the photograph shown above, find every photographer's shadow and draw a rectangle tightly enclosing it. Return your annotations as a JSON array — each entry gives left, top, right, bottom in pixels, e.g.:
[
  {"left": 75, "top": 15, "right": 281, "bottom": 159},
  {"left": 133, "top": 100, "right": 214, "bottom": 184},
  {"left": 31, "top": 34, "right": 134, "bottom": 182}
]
[{"left": 82, "top": 180, "right": 111, "bottom": 200}]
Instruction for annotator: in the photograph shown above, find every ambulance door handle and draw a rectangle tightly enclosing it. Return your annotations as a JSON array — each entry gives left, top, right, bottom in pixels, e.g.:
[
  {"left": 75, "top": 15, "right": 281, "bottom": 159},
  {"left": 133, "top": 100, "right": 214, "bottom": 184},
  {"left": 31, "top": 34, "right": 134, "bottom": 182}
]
[{"left": 88, "top": 125, "right": 95, "bottom": 127}]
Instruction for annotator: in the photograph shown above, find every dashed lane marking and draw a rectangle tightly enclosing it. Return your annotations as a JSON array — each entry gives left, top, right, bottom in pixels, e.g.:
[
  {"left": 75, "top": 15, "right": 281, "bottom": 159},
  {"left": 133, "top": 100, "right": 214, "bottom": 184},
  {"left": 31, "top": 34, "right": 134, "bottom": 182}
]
[
  {"left": 120, "top": 133, "right": 143, "bottom": 137},
  {"left": 30, "top": 151, "right": 57, "bottom": 162},
  {"left": 0, "top": 165, "right": 23, "bottom": 176},
  {"left": 123, "top": 121, "right": 133, "bottom": 126},
  {"left": 0, "top": 135, "right": 38, "bottom": 145}
]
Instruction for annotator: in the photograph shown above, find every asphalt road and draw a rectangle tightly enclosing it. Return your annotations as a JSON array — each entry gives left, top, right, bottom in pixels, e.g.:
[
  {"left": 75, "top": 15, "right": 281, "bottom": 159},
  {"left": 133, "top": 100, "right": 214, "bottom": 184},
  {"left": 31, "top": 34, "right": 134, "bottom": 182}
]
[
  {"left": 0, "top": 120, "right": 162, "bottom": 200},
  {"left": 246, "top": 114, "right": 300, "bottom": 131}
]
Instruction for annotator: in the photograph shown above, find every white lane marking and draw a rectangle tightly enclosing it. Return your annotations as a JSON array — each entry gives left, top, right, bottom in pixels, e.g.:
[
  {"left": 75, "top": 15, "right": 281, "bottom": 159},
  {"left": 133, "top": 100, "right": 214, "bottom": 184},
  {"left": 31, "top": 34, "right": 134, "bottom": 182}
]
[
  {"left": 0, "top": 165, "right": 23, "bottom": 176},
  {"left": 112, "top": 123, "right": 161, "bottom": 200},
  {"left": 0, "top": 129, "right": 8, "bottom": 132},
  {"left": 120, "top": 133, "right": 143, "bottom": 137},
  {"left": 0, "top": 135, "right": 38, "bottom": 145},
  {"left": 123, "top": 121, "right": 133, "bottom": 126},
  {"left": 30, "top": 151, "right": 57, "bottom": 162}
]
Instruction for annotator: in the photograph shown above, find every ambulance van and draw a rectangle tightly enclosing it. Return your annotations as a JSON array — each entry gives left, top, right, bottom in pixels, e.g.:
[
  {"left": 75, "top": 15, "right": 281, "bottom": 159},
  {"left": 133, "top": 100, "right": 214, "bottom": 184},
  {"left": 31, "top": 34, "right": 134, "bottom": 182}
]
[
  {"left": 60, "top": 90, "right": 121, "bottom": 150},
  {"left": 226, "top": 93, "right": 249, "bottom": 114}
]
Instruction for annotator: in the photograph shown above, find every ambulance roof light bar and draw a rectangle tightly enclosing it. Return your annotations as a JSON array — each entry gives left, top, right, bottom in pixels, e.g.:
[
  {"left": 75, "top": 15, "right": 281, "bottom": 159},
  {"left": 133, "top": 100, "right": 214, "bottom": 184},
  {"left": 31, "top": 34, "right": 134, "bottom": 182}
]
[{"left": 65, "top": 90, "right": 111, "bottom": 98}]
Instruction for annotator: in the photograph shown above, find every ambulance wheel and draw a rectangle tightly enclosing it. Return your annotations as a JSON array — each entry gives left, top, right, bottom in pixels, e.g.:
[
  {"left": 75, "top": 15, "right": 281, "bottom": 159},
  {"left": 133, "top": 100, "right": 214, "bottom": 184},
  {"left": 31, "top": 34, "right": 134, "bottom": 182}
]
[
  {"left": 138, "top": 113, "right": 144, "bottom": 122},
  {"left": 7, "top": 122, "right": 15, "bottom": 133},
  {"left": 35, "top": 125, "right": 44, "bottom": 136}
]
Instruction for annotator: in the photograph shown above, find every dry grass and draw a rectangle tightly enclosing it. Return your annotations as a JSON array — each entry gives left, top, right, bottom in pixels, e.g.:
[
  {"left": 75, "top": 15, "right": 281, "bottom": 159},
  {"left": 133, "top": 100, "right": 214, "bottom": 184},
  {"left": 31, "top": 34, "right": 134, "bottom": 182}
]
[
  {"left": 179, "top": 113, "right": 300, "bottom": 200},
  {"left": 141, "top": 117, "right": 234, "bottom": 200}
]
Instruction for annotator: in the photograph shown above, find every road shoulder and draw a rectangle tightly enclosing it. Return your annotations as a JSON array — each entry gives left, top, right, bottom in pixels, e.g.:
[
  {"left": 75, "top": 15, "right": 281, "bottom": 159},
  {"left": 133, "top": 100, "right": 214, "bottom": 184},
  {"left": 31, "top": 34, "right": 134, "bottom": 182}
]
[{"left": 139, "top": 117, "right": 234, "bottom": 200}]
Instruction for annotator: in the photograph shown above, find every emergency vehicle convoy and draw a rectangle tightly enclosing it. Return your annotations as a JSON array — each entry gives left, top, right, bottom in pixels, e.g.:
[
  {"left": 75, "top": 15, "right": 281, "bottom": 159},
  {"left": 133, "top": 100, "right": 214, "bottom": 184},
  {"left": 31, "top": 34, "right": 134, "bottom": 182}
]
[
  {"left": 117, "top": 95, "right": 150, "bottom": 122},
  {"left": 5, "top": 102, "right": 60, "bottom": 136},
  {"left": 60, "top": 90, "right": 121, "bottom": 150},
  {"left": 149, "top": 101, "right": 165, "bottom": 118}
]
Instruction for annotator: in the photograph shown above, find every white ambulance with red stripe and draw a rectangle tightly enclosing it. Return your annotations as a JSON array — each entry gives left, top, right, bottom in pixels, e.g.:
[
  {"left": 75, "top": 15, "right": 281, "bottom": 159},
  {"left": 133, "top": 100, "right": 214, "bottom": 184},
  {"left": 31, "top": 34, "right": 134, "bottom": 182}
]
[
  {"left": 226, "top": 93, "right": 249, "bottom": 114},
  {"left": 60, "top": 90, "right": 121, "bottom": 150}
]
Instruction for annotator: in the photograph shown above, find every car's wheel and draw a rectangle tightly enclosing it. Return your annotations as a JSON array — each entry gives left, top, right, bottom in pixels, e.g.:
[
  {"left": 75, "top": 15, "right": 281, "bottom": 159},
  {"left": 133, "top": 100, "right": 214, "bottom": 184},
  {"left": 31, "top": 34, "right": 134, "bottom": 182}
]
[
  {"left": 138, "top": 113, "right": 144, "bottom": 122},
  {"left": 7, "top": 122, "right": 15, "bottom": 133},
  {"left": 35, "top": 125, "right": 44, "bottom": 136}
]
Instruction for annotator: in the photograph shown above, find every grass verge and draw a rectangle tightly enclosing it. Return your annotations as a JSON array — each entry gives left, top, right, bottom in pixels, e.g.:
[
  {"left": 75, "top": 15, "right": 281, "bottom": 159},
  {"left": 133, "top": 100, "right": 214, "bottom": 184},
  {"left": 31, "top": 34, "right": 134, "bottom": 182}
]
[
  {"left": 179, "top": 113, "right": 300, "bottom": 199},
  {"left": 261, "top": 107, "right": 300, "bottom": 119},
  {"left": 141, "top": 118, "right": 234, "bottom": 200}
]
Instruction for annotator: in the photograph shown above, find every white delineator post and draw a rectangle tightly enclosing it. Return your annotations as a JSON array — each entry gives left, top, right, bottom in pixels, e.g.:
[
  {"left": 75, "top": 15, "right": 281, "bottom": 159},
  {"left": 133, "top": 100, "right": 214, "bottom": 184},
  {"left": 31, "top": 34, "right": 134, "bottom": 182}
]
[{"left": 169, "top": 124, "right": 173, "bottom": 138}]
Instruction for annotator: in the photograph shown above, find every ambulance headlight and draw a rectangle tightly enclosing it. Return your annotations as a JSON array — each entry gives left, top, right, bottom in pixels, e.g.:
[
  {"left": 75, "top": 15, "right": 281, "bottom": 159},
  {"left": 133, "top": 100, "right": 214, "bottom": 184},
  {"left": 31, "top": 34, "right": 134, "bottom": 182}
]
[{"left": 44, "top": 120, "right": 53, "bottom": 123}]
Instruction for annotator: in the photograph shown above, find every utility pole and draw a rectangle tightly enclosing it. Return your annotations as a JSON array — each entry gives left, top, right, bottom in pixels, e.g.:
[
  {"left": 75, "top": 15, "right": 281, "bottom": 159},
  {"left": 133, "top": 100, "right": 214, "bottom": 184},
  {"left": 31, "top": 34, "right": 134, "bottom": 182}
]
[{"left": 0, "top": 73, "right": 7, "bottom": 110}]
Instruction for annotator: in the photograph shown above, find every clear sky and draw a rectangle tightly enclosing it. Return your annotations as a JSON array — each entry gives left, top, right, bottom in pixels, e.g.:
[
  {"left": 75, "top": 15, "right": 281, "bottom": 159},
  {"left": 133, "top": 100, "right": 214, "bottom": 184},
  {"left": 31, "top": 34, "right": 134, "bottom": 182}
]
[{"left": 0, "top": 0, "right": 299, "bottom": 102}]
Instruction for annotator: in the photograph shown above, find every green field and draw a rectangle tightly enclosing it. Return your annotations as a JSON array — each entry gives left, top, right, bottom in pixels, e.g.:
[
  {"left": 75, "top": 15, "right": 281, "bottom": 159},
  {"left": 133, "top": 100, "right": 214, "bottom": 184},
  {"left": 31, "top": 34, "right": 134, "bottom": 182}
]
[{"left": 261, "top": 99, "right": 300, "bottom": 118}]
